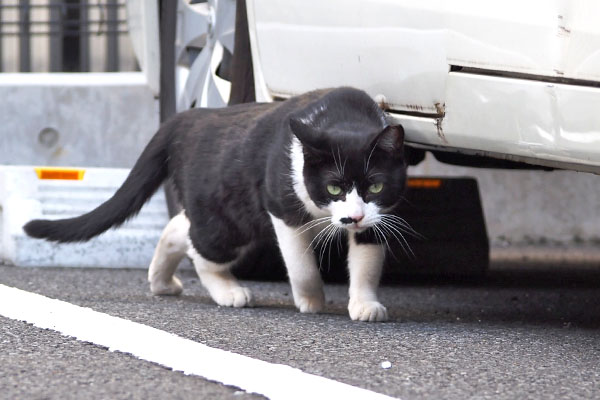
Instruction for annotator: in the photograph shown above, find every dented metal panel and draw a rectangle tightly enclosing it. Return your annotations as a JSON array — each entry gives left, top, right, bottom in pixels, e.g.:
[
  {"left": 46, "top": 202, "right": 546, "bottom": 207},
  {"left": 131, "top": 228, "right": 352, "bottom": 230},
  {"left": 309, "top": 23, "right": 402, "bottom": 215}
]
[{"left": 396, "top": 73, "right": 600, "bottom": 171}]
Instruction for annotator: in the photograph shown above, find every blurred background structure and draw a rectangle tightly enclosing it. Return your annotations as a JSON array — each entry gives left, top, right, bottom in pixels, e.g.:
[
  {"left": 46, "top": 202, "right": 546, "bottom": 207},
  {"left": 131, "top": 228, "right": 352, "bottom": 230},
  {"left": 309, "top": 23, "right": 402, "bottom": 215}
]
[
  {"left": 0, "top": 0, "right": 137, "bottom": 73},
  {"left": 0, "top": 0, "right": 158, "bottom": 170}
]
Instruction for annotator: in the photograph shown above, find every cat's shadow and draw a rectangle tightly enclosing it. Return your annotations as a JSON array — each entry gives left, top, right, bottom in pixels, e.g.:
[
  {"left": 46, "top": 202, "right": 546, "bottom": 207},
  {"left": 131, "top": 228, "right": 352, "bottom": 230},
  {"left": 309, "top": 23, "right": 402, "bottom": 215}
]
[{"left": 175, "top": 266, "right": 600, "bottom": 328}]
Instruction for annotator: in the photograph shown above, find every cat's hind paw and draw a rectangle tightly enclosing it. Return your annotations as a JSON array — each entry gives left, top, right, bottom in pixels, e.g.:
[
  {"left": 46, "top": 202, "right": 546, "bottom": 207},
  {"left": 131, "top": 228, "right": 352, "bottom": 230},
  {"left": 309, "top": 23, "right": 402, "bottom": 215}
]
[
  {"left": 348, "top": 299, "right": 388, "bottom": 322},
  {"left": 213, "top": 287, "right": 254, "bottom": 308},
  {"left": 150, "top": 276, "right": 184, "bottom": 296}
]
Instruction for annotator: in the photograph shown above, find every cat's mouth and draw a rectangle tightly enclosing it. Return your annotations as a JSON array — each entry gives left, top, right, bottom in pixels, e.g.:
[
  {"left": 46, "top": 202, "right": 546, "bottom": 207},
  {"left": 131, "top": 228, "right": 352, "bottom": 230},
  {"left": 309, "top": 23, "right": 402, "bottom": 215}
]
[
  {"left": 335, "top": 218, "right": 372, "bottom": 233},
  {"left": 344, "top": 224, "right": 368, "bottom": 233}
]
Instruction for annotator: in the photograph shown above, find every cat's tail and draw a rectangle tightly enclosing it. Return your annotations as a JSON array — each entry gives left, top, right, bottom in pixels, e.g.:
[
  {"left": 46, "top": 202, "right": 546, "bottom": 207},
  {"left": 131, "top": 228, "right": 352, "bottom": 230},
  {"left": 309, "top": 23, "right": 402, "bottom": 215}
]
[{"left": 23, "top": 122, "right": 173, "bottom": 243}]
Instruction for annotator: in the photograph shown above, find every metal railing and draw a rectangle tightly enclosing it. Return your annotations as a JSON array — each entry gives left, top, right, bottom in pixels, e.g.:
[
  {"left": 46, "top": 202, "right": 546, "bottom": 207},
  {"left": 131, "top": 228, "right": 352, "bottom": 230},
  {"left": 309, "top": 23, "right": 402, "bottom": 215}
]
[{"left": 0, "top": 0, "right": 138, "bottom": 72}]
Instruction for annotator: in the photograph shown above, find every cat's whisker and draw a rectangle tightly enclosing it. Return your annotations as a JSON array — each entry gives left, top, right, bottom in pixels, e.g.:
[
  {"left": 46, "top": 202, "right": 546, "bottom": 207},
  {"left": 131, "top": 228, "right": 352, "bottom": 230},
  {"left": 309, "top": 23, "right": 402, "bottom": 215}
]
[
  {"left": 321, "top": 225, "right": 342, "bottom": 272},
  {"left": 361, "top": 216, "right": 380, "bottom": 227},
  {"left": 336, "top": 227, "right": 344, "bottom": 255},
  {"left": 373, "top": 224, "right": 400, "bottom": 262},
  {"left": 386, "top": 222, "right": 423, "bottom": 240},
  {"left": 379, "top": 224, "right": 412, "bottom": 260},
  {"left": 397, "top": 195, "right": 416, "bottom": 207},
  {"left": 305, "top": 222, "right": 334, "bottom": 257},
  {"left": 380, "top": 214, "right": 414, "bottom": 227},
  {"left": 378, "top": 220, "right": 416, "bottom": 259},
  {"left": 331, "top": 148, "right": 341, "bottom": 176},
  {"left": 372, "top": 224, "right": 391, "bottom": 253},
  {"left": 332, "top": 226, "right": 343, "bottom": 269},
  {"left": 294, "top": 217, "right": 331, "bottom": 237},
  {"left": 380, "top": 214, "right": 425, "bottom": 239},
  {"left": 295, "top": 222, "right": 329, "bottom": 237},
  {"left": 317, "top": 233, "right": 328, "bottom": 269},
  {"left": 377, "top": 219, "right": 407, "bottom": 250},
  {"left": 318, "top": 224, "right": 337, "bottom": 267},
  {"left": 379, "top": 218, "right": 410, "bottom": 245},
  {"left": 307, "top": 225, "right": 330, "bottom": 252},
  {"left": 296, "top": 215, "right": 330, "bottom": 228},
  {"left": 320, "top": 225, "right": 340, "bottom": 271},
  {"left": 383, "top": 216, "right": 418, "bottom": 232},
  {"left": 338, "top": 148, "right": 347, "bottom": 176},
  {"left": 364, "top": 138, "right": 380, "bottom": 173}
]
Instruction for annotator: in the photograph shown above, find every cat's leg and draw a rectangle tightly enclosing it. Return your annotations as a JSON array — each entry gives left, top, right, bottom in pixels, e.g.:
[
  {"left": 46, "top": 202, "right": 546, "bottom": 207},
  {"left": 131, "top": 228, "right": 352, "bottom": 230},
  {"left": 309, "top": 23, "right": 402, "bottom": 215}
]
[
  {"left": 269, "top": 214, "right": 325, "bottom": 313},
  {"left": 187, "top": 246, "right": 253, "bottom": 308},
  {"left": 347, "top": 233, "right": 388, "bottom": 322},
  {"left": 148, "top": 212, "right": 190, "bottom": 295}
]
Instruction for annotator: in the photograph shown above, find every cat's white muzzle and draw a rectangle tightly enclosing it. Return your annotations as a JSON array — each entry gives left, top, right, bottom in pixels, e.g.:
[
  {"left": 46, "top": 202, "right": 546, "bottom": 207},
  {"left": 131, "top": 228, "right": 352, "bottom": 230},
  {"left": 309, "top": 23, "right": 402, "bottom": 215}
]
[{"left": 327, "top": 188, "right": 380, "bottom": 232}]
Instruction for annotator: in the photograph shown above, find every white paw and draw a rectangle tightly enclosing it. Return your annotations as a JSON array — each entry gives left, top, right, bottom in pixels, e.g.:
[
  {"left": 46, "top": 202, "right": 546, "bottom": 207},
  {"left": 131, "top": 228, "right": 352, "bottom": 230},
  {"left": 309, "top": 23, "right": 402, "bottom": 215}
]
[
  {"left": 213, "top": 287, "right": 253, "bottom": 308},
  {"left": 150, "top": 276, "right": 183, "bottom": 296},
  {"left": 348, "top": 299, "right": 388, "bottom": 322},
  {"left": 295, "top": 292, "right": 325, "bottom": 314}
]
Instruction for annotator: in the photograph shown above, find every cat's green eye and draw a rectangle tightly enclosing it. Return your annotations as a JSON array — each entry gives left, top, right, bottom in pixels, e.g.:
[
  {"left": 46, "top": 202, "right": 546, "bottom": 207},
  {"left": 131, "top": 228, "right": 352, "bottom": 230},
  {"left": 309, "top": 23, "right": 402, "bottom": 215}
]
[
  {"left": 368, "top": 182, "right": 384, "bottom": 194},
  {"left": 326, "top": 184, "right": 343, "bottom": 196}
]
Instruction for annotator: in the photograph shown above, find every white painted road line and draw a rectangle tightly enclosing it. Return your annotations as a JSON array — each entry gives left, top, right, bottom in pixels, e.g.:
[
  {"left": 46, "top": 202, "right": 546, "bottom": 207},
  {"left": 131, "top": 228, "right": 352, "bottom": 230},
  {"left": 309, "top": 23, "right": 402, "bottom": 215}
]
[{"left": 0, "top": 284, "right": 397, "bottom": 400}]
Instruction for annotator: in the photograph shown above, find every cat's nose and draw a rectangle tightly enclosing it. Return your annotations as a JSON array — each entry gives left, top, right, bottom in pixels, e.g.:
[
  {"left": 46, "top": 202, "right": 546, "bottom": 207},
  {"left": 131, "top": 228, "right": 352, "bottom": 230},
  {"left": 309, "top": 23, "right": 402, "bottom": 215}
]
[{"left": 340, "top": 215, "right": 364, "bottom": 225}]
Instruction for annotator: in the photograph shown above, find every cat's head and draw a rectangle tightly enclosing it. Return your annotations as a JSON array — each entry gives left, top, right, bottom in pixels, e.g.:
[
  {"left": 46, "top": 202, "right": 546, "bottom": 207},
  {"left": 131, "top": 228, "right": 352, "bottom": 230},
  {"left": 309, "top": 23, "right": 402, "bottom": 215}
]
[{"left": 289, "top": 88, "right": 407, "bottom": 232}]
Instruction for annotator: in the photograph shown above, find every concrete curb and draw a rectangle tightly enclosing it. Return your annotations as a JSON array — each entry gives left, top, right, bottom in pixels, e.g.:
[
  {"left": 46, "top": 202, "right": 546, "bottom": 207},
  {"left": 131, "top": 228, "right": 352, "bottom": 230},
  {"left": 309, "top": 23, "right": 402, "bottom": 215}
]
[{"left": 0, "top": 166, "right": 168, "bottom": 268}]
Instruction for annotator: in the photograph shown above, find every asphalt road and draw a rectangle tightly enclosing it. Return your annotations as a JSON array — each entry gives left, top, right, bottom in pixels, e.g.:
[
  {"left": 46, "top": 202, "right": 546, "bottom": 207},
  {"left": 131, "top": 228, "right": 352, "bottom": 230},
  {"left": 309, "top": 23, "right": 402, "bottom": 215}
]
[{"left": 1, "top": 264, "right": 599, "bottom": 399}]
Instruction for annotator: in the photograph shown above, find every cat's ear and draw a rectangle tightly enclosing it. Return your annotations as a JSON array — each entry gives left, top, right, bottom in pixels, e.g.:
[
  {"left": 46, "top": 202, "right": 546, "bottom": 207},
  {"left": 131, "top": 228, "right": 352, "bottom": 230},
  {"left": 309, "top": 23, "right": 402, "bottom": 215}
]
[
  {"left": 289, "top": 117, "right": 326, "bottom": 151},
  {"left": 373, "top": 124, "right": 405, "bottom": 154}
]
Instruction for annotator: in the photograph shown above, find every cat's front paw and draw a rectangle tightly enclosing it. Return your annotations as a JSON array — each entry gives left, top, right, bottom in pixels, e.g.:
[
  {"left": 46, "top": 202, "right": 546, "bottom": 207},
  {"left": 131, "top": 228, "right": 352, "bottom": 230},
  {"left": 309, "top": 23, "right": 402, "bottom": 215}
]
[
  {"left": 348, "top": 299, "right": 388, "bottom": 322},
  {"left": 295, "top": 292, "right": 325, "bottom": 314},
  {"left": 150, "top": 276, "right": 184, "bottom": 296},
  {"left": 213, "top": 287, "right": 254, "bottom": 308}
]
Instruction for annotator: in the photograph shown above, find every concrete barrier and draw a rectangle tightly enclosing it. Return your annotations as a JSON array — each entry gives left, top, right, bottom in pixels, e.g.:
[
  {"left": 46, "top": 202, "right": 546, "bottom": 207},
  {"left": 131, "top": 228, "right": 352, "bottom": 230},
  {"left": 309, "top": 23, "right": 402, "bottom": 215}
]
[{"left": 0, "top": 72, "right": 159, "bottom": 168}]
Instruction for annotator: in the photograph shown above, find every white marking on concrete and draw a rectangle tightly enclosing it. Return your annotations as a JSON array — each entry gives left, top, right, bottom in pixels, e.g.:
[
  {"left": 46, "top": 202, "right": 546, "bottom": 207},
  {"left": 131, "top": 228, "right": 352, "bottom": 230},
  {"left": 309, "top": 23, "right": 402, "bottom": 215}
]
[{"left": 0, "top": 284, "right": 397, "bottom": 400}]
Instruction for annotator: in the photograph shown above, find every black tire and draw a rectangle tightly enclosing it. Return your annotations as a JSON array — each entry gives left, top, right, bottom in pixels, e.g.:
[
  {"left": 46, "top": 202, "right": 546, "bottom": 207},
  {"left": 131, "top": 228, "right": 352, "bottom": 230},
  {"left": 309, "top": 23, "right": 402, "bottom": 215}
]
[
  {"left": 158, "top": 1, "right": 181, "bottom": 217},
  {"left": 228, "top": 0, "right": 255, "bottom": 105}
]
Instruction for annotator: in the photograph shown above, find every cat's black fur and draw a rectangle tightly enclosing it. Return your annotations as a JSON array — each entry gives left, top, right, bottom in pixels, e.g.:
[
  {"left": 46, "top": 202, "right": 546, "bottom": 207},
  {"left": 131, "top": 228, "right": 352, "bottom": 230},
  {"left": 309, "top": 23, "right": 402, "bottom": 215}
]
[{"left": 24, "top": 87, "right": 406, "bottom": 264}]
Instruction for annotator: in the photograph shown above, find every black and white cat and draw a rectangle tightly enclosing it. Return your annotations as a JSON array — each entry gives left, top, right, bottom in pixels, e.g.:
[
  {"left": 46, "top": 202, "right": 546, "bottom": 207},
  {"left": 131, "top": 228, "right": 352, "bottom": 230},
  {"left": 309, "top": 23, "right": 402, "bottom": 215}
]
[{"left": 24, "top": 87, "right": 408, "bottom": 322}]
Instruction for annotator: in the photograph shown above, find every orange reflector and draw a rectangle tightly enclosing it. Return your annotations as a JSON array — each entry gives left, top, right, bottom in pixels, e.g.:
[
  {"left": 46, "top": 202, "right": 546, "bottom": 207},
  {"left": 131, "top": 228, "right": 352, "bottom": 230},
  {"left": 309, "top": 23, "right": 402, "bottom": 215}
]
[
  {"left": 35, "top": 167, "right": 86, "bottom": 181},
  {"left": 407, "top": 178, "right": 442, "bottom": 189}
]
